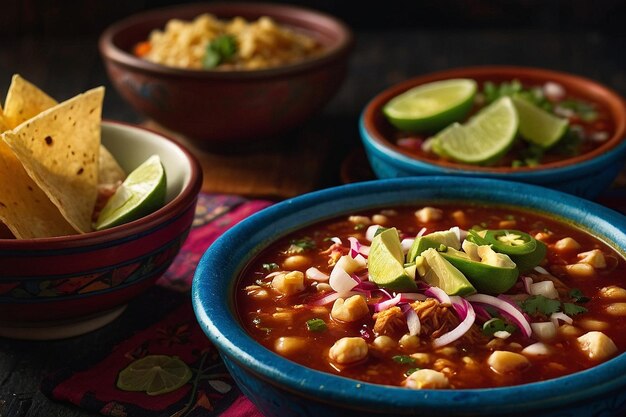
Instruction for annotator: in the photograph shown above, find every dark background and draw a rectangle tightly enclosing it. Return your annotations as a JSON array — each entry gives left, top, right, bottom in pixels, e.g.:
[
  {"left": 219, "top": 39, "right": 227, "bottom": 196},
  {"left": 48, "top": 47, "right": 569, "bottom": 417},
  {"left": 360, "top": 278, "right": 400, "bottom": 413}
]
[{"left": 2, "top": 0, "right": 626, "bottom": 37}]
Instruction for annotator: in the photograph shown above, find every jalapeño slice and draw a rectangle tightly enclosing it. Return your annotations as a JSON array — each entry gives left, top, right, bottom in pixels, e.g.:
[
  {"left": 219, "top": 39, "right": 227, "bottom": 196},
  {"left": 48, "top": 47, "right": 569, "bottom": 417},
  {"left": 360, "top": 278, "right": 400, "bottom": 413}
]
[
  {"left": 484, "top": 230, "right": 536, "bottom": 256},
  {"left": 468, "top": 229, "right": 546, "bottom": 273}
]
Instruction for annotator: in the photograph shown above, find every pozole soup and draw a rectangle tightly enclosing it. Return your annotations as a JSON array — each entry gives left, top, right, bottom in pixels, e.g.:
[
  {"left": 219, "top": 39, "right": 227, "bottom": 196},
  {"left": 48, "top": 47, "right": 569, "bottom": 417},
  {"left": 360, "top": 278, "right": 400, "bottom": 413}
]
[{"left": 236, "top": 204, "right": 626, "bottom": 389}]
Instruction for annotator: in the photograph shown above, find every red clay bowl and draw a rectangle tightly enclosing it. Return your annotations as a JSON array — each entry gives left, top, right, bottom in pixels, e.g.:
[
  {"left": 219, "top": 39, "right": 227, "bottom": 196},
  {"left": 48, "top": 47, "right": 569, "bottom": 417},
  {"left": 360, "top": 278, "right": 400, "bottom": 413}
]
[
  {"left": 360, "top": 66, "right": 626, "bottom": 199},
  {"left": 0, "top": 121, "right": 202, "bottom": 339},
  {"left": 99, "top": 2, "right": 353, "bottom": 151}
]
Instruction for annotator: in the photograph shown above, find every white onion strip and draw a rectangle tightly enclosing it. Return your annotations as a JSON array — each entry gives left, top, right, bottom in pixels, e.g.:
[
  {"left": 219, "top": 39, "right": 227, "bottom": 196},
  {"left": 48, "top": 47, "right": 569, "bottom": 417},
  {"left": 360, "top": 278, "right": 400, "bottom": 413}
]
[
  {"left": 365, "top": 225, "right": 380, "bottom": 241},
  {"left": 405, "top": 307, "right": 421, "bottom": 336},
  {"left": 401, "top": 238, "right": 414, "bottom": 254},
  {"left": 305, "top": 267, "right": 329, "bottom": 282},
  {"left": 522, "top": 276, "right": 533, "bottom": 294},
  {"left": 309, "top": 290, "right": 361, "bottom": 306},
  {"left": 467, "top": 294, "right": 532, "bottom": 338},
  {"left": 329, "top": 265, "right": 358, "bottom": 295},
  {"left": 550, "top": 312, "right": 573, "bottom": 328},
  {"left": 432, "top": 296, "right": 475, "bottom": 348},
  {"left": 416, "top": 227, "right": 427, "bottom": 238}
]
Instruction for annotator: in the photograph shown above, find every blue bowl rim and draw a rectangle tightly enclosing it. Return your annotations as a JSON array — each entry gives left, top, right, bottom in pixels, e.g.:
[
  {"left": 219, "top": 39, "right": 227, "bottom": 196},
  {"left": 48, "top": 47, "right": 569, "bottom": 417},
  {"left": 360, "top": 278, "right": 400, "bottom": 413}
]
[
  {"left": 359, "top": 110, "right": 626, "bottom": 181},
  {"left": 193, "top": 176, "right": 626, "bottom": 413}
]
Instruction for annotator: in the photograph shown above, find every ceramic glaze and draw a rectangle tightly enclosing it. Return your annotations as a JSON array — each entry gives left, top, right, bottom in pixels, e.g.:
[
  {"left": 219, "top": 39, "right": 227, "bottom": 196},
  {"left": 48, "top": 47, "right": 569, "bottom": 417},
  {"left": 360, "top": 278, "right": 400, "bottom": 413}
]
[
  {"left": 359, "top": 66, "right": 626, "bottom": 199},
  {"left": 193, "top": 177, "right": 626, "bottom": 417}
]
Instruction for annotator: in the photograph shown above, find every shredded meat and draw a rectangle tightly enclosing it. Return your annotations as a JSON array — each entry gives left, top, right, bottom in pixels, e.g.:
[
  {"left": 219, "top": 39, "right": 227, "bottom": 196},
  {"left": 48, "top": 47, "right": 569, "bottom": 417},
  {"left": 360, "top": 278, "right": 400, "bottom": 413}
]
[
  {"left": 411, "top": 298, "right": 485, "bottom": 344},
  {"left": 320, "top": 242, "right": 346, "bottom": 266},
  {"left": 373, "top": 306, "right": 405, "bottom": 336}
]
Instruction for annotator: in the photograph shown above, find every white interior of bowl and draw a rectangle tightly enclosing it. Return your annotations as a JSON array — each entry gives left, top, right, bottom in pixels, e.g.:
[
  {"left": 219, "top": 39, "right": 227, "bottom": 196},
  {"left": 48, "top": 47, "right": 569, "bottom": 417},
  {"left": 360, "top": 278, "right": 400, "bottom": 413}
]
[{"left": 101, "top": 122, "right": 191, "bottom": 202}]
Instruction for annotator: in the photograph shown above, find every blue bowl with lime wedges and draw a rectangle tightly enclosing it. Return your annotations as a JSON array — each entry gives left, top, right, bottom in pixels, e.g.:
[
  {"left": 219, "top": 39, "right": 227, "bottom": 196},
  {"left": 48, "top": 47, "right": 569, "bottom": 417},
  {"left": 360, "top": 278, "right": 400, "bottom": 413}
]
[{"left": 360, "top": 66, "right": 626, "bottom": 199}]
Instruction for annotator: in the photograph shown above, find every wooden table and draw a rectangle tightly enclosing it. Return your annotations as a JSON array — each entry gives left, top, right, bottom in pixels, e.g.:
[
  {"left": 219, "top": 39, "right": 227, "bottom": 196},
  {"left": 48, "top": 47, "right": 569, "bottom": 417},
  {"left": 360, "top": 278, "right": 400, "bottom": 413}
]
[{"left": 1, "top": 28, "right": 626, "bottom": 416}]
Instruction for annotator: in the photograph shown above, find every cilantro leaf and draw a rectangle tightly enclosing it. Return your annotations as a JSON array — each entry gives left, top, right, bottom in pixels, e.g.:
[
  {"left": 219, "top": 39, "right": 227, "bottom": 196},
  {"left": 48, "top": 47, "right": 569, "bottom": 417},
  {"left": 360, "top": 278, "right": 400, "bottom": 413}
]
[
  {"left": 563, "top": 303, "right": 588, "bottom": 316},
  {"left": 569, "top": 288, "right": 590, "bottom": 303},
  {"left": 521, "top": 295, "right": 561, "bottom": 316},
  {"left": 286, "top": 237, "right": 316, "bottom": 254},
  {"left": 202, "top": 34, "right": 238, "bottom": 68},
  {"left": 262, "top": 263, "right": 279, "bottom": 273},
  {"left": 392, "top": 355, "right": 416, "bottom": 365}
]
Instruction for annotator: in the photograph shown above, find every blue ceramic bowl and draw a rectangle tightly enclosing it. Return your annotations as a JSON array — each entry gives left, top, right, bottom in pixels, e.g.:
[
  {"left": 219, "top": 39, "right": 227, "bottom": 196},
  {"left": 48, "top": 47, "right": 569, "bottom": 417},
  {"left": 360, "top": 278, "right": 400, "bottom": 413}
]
[
  {"left": 359, "top": 66, "right": 626, "bottom": 200},
  {"left": 193, "top": 176, "right": 626, "bottom": 417}
]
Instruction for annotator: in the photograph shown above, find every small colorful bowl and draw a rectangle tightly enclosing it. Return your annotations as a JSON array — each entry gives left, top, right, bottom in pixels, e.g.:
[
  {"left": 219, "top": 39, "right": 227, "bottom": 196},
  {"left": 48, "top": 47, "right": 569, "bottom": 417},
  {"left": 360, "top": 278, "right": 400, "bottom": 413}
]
[
  {"left": 359, "top": 66, "right": 626, "bottom": 199},
  {"left": 99, "top": 2, "right": 353, "bottom": 151},
  {"left": 0, "top": 121, "right": 202, "bottom": 340},
  {"left": 193, "top": 176, "right": 626, "bottom": 417}
]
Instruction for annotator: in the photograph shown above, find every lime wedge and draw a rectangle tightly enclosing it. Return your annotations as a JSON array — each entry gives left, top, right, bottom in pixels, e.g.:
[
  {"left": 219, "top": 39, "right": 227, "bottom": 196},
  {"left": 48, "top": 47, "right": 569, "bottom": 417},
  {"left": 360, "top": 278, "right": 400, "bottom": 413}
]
[
  {"left": 442, "top": 247, "right": 518, "bottom": 294},
  {"left": 368, "top": 228, "right": 417, "bottom": 291},
  {"left": 512, "top": 97, "right": 568, "bottom": 149},
  {"left": 116, "top": 355, "right": 192, "bottom": 396},
  {"left": 95, "top": 154, "right": 166, "bottom": 230},
  {"left": 383, "top": 79, "right": 477, "bottom": 132},
  {"left": 433, "top": 96, "right": 518, "bottom": 165},
  {"left": 421, "top": 248, "right": 476, "bottom": 296}
]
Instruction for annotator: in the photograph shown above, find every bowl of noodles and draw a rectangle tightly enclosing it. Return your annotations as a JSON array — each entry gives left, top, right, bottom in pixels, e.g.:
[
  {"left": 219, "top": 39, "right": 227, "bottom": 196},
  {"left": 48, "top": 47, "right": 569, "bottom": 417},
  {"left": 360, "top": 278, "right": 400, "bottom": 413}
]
[{"left": 99, "top": 2, "right": 353, "bottom": 151}]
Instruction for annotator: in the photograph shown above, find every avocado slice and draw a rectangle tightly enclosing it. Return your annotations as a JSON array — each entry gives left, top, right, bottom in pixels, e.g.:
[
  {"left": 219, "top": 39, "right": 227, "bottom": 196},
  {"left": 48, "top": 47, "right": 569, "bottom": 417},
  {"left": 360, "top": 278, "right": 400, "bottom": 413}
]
[
  {"left": 441, "top": 243, "right": 519, "bottom": 294},
  {"left": 407, "top": 229, "right": 462, "bottom": 262}
]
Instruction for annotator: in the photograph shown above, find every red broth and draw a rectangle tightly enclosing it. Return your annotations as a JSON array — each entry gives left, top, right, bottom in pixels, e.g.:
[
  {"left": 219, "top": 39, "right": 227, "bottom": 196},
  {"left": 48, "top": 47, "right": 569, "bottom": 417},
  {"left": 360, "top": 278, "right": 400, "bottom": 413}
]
[
  {"left": 236, "top": 205, "right": 626, "bottom": 389},
  {"left": 389, "top": 81, "right": 614, "bottom": 168}
]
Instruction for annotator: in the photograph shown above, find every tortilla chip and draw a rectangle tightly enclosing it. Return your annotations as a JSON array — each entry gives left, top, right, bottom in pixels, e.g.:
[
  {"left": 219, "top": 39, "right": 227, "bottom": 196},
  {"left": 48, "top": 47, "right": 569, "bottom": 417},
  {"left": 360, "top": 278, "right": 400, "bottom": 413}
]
[
  {"left": 3, "top": 74, "right": 57, "bottom": 129},
  {"left": 99, "top": 144, "right": 126, "bottom": 185},
  {"left": 0, "top": 140, "right": 76, "bottom": 238},
  {"left": 0, "top": 105, "right": 9, "bottom": 133},
  {"left": 2, "top": 87, "right": 104, "bottom": 233}
]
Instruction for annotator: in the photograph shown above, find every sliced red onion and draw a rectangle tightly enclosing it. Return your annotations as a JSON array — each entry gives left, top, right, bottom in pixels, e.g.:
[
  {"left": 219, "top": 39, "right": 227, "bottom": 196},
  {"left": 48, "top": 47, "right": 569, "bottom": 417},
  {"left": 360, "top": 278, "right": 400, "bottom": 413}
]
[
  {"left": 329, "top": 264, "right": 358, "bottom": 295},
  {"left": 401, "top": 238, "right": 414, "bottom": 254},
  {"left": 397, "top": 137, "right": 423, "bottom": 150},
  {"left": 305, "top": 267, "right": 329, "bottom": 282},
  {"left": 467, "top": 294, "right": 532, "bottom": 338},
  {"left": 522, "top": 276, "right": 533, "bottom": 294},
  {"left": 432, "top": 296, "right": 475, "bottom": 348},
  {"left": 330, "top": 237, "right": 342, "bottom": 245},
  {"left": 365, "top": 225, "right": 381, "bottom": 241},
  {"left": 399, "top": 292, "right": 427, "bottom": 302},
  {"left": 417, "top": 227, "right": 427, "bottom": 238},
  {"left": 472, "top": 303, "right": 492, "bottom": 322},
  {"left": 550, "top": 312, "right": 573, "bottom": 328},
  {"left": 374, "top": 293, "right": 402, "bottom": 312},
  {"left": 402, "top": 304, "right": 421, "bottom": 336},
  {"left": 424, "top": 286, "right": 451, "bottom": 305},
  {"left": 347, "top": 237, "right": 370, "bottom": 258}
]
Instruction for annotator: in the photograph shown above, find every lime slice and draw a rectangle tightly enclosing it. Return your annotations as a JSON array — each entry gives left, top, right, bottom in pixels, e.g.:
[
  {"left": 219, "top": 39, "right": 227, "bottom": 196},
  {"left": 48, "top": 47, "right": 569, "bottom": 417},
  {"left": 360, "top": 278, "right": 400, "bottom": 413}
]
[
  {"left": 95, "top": 155, "right": 166, "bottom": 230},
  {"left": 421, "top": 248, "right": 476, "bottom": 296},
  {"left": 383, "top": 79, "right": 477, "bottom": 132},
  {"left": 116, "top": 355, "right": 192, "bottom": 396},
  {"left": 512, "top": 96, "right": 568, "bottom": 149},
  {"left": 368, "top": 228, "right": 417, "bottom": 291},
  {"left": 433, "top": 96, "right": 518, "bottom": 165}
]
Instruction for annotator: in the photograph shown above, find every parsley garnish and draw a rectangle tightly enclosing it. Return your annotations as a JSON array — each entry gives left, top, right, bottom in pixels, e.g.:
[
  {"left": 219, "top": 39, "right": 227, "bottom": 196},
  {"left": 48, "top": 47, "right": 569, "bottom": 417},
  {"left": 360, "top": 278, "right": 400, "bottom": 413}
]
[
  {"left": 482, "top": 318, "right": 516, "bottom": 337},
  {"left": 569, "top": 288, "right": 590, "bottom": 303},
  {"left": 306, "top": 318, "right": 327, "bottom": 332},
  {"left": 202, "top": 34, "right": 237, "bottom": 68},
  {"left": 392, "top": 355, "right": 416, "bottom": 365},
  {"left": 521, "top": 295, "right": 561, "bottom": 316},
  {"left": 563, "top": 303, "right": 588, "bottom": 316},
  {"left": 286, "top": 237, "right": 316, "bottom": 254}
]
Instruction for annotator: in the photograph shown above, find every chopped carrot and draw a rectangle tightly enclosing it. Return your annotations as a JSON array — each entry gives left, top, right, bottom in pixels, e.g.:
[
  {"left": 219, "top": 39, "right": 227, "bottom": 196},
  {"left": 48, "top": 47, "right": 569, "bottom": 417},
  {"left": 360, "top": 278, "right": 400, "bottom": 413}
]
[{"left": 134, "top": 41, "right": 151, "bottom": 57}]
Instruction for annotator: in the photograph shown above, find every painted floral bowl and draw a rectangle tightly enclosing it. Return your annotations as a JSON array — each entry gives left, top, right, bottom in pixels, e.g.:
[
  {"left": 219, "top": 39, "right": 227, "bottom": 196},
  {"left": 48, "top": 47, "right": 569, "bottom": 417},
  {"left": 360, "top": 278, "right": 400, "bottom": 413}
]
[
  {"left": 193, "top": 176, "right": 626, "bottom": 417},
  {"left": 99, "top": 2, "right": 353, "bottom": 152},
  {"left": 0, "top": 121, "right": 202, "bottom": 339},
  {"left": 359, "top": 66, "right": 626, "bottom": 199}
]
